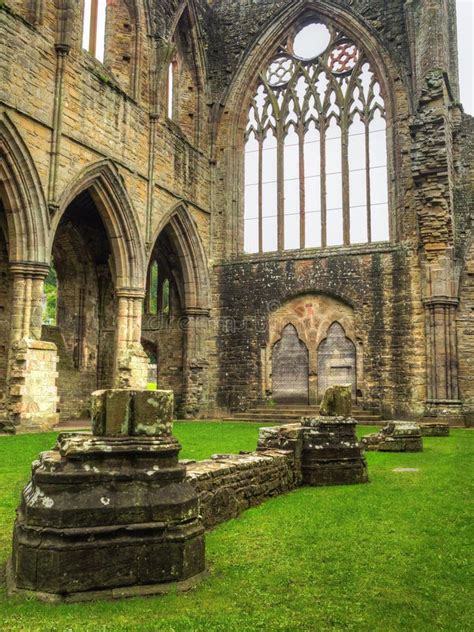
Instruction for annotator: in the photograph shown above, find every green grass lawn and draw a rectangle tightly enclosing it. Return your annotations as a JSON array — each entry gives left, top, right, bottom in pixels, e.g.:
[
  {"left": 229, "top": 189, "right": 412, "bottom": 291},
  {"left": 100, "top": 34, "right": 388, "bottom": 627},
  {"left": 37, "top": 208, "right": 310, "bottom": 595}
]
[{"left": 0, "top": 422, "right": 472, "bottom": 631}]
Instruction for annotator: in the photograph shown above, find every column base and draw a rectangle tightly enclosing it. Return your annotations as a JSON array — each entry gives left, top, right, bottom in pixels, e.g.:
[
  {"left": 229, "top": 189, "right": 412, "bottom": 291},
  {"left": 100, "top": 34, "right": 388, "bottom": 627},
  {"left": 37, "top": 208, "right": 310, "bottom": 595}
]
[{"left": 6, "top": 560, "right": 208, "bottom": 604}]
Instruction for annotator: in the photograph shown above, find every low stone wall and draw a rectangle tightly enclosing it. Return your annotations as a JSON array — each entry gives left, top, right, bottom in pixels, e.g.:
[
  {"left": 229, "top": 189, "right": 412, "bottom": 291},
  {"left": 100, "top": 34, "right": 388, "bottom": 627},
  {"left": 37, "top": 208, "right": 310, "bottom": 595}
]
[{"left": 185, "top": 450, "right": 300, "bottom": 529}]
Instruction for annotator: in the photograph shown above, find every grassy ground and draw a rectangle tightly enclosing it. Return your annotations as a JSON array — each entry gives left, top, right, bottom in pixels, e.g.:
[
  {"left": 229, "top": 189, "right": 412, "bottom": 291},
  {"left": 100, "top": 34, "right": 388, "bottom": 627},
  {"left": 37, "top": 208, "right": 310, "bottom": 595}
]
[{"left": 0, "top": 422, "right": 472, "bottom": 631}]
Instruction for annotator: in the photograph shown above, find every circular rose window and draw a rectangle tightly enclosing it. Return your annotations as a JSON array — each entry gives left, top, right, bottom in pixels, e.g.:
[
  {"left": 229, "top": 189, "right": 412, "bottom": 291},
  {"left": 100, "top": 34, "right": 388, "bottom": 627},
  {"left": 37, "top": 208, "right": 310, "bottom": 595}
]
[
  {"left": 292, "top": 23, "right": 331, "bottom": 60},
  {"left": 328, "top": 41, "right": 360, "bottom": 74}
]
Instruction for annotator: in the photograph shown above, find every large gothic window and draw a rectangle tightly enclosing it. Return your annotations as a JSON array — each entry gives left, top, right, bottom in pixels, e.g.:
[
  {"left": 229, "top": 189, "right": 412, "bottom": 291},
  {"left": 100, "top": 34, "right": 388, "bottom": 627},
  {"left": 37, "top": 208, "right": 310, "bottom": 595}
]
[{"left": 244, "top": 21, "right": 390, "bottom": 253}]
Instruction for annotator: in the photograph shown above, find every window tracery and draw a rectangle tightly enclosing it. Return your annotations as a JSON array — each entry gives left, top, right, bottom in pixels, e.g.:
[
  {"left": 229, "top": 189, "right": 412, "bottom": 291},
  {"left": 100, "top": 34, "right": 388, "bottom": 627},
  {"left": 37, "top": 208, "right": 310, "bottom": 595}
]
[{"left": 244, "top": 20, "right": 390, "bottom": 254}]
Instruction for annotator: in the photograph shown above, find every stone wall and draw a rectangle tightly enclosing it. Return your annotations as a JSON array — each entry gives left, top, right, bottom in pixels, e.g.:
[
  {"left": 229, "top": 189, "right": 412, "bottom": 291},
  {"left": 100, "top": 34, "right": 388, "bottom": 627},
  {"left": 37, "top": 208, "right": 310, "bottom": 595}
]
[
  {"left": 216, "top": 247, "right": 426, "bottom": 419},
  {"left": 186, "top": 449, "right": 300, "bottom": 529}
]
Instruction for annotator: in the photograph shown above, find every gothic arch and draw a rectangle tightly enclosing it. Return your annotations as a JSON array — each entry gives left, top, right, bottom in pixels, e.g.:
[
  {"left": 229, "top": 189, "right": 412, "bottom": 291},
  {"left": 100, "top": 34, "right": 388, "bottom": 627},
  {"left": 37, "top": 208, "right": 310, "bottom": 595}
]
[
  {"left": 317, "top": 321, "right": 357, "bottom": 400},
  {"left": 0, "top": 112, "right": 49, "bottom": 263},
  {"left": 271, "top": 323, "right": 309, "bottom": 404},
  {"left": 148, "top": 203, "right": 210, "bottom": 310},
  {"left": 213, "top": 0, "right": 409, "bottom": 255},
  {"left": 54, "top": 160, "right": 146, "bottom": 289},
  {"left": 217, "top": 0, "right": 406, "bottom": 138}
]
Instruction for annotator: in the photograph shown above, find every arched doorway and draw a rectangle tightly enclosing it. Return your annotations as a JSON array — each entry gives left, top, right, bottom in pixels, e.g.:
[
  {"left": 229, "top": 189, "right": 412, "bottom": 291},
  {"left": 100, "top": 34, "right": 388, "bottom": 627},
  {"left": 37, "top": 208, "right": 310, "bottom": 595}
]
[
  {"left": 145, "top": 204, "right": 210, "bottom": 417},
  {"left": 42, "top": 190, "right": 116, "bottom": 419},
  {"left": 142, "top": 227, "right": 185, "bottom": 406},
  {"left": 317, "top": 322, "right": 356, "bottom": 401},
  {"left": 272, "top": 324, "right": 309, "bottom": 404}
]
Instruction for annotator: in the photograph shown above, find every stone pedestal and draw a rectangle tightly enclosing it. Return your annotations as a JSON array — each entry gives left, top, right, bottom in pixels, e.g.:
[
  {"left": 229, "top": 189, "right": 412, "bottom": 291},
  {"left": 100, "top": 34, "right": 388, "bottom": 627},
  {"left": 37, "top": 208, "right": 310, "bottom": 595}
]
[
  {"left": 301, "top": 417, "right": 368, "bottom": 486},
  {"left": 8, "top": 389, "right": 206, "bottom": 602},
  {"left": 362, "top": 422, "right": 423, "bottom": 452}
]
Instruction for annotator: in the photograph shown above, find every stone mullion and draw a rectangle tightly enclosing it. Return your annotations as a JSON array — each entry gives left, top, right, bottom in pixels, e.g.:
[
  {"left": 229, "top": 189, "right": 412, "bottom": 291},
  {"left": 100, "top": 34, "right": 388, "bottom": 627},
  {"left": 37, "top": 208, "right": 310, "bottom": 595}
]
[
  {"left": 89, "top": 0, "right": 99, "bottom": 58},
  {"left": 341, "top": 116, "right": 350, "bottom": 245},
  {"left": 298, "top": 123, "right": 305, "bottom": 249},
  {"left": 277, "top": 126, "right": 285, "bottom": 251},
  {"left": 320, "top": 120, "right": 327, "bottom": 248},
  {"left": 258, "top": 137, "right": 263, "bottom": 254},
  {"left": 365, "top": 118, "right": 372, "bottom": 243}
]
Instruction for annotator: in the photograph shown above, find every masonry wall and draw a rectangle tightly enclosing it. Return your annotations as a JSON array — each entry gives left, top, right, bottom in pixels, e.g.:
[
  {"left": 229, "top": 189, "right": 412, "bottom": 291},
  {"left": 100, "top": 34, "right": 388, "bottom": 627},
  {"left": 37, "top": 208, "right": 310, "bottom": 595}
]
[
  {"left": 215, "top": 248, "right": 426, "bottom": 418},
  {"left": 186, "top": 449, "right": 300, "bottom": 529}
]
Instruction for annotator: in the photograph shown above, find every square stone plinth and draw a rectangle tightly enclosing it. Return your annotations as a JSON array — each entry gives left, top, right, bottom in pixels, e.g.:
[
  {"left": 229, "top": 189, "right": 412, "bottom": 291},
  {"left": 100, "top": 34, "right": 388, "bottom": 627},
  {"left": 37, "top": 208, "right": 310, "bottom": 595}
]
[{"left": 92, "top": 389, "right": 174, "bottom": 437}]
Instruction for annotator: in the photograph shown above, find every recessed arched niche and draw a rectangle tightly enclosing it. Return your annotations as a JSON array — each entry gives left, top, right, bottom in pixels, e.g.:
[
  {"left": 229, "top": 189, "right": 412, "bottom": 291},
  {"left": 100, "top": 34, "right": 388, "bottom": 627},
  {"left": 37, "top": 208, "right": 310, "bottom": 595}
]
[{"left": 265, "top": 293, "right": 362, "bottom": 405}]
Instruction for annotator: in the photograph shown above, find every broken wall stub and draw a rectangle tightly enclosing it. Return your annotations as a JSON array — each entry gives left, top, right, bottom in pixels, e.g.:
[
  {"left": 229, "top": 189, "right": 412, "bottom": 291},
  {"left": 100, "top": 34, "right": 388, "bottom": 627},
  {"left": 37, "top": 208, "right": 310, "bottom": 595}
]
[
  {"left": 8, "top": 389, "right": 205, "bottom": 602},
  {"left": 362, "top": 421, "right": 423, "bottom": 452}
]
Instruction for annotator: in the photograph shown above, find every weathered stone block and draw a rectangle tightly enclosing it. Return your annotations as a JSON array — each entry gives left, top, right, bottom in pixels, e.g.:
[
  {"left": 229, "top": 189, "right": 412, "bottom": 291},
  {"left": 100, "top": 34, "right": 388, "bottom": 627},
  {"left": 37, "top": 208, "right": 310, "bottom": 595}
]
[
  {"left": 362, "top": 422, "right": 423, "bottom": 452},
  {"left": 419, "top": 422, "right": 450, "bottom": 437},
  {"left": 132, "top": 390, "right": 173, "bottom": 436},
  {"left": 301, "top": 417, "right": 368, "bottom": 486},
  {"left": 319, "top": 385, "right": 352, "bottom": 418},
  {"left": 91, "top": 389, "right": 174, "bottom": 437}
]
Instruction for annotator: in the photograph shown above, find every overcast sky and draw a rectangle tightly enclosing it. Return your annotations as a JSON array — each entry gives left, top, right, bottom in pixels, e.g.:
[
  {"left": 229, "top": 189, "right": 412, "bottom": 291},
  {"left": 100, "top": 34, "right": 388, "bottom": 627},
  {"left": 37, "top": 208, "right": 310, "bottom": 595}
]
[{"left": 457, "top": 0, "right": 474, "bottom": 114}]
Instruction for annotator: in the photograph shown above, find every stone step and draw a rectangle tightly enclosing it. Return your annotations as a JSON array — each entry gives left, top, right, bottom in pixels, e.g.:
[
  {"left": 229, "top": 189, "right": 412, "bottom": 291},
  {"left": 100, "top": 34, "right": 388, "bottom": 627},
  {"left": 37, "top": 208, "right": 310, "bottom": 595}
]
[
  {"left": 229, "top": 411, "right": 383, "bottom": 423},
  {"left": 223, "top": 418, "right": 383, "bottom": 426}
]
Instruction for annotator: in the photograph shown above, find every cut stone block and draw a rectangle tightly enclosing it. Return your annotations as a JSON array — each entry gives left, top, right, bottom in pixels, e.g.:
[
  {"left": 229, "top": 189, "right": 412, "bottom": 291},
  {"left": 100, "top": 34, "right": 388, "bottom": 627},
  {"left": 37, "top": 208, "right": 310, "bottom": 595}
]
[
  {"left": 301, "top": 417, "right": 368, "bottom": 486},
  {"left": 319, "top": 384, "right": 352, "bottom": 418},
  {"left": 419, "top": 422, "right": 450, "bottom": 437},
  {"left": 91, "top": 389, "right": 174, "bottom": 437},
  {"left": 132, "top": 390, "right": 173, "bottom": 436},
  {"left": 362, "top": 421, "right": 423, "bottom": 452}
]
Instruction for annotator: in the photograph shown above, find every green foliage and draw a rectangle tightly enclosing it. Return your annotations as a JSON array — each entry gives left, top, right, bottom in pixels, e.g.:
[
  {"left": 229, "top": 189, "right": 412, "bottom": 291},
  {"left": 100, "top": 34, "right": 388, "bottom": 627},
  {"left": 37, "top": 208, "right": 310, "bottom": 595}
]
[
  {"left": 0, "top": 424, "right": 472, "bottom": 631},
  {"left": 42, "top": 266, "right": 57, "bottom": 325},
  {"left": 162, "top": 278, "right": 170, "bottom": 314},
  {"left": 148, "top": 261, "right": 158, "bottom": 315}
]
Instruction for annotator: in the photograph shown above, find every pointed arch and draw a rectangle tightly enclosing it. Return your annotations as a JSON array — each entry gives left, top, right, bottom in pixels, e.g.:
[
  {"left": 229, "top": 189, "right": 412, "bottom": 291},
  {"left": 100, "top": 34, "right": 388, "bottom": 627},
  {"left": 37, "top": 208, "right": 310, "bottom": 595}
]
[
  {"left": 148, "top": 203, "right": 209, "bottom": 310},
  {"left": 54, "top": 160, "right": 146, "bottom": 289},
  {"left": 216, "top": 0, "right": 406, "bottom": 139},
  {"left": 272, "top": 323, "right": 309, "bottom": 404},
  {"left": 213, "top": 0, "right": 409, "bottom": 255},
  {"left": 317, "top": 321, "right": 357, "bottom": 400},
  {"left": 0, "top": 112, "right": 49, "bottom": 263},
  {"left": 169, "top": 1, "right": 208, "bottom": 93}
]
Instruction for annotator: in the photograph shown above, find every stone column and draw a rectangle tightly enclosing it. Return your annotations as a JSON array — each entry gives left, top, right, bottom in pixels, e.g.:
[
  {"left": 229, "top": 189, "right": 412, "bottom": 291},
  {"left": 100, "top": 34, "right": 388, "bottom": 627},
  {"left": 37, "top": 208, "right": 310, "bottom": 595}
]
[
  {"left": 114, "top": 288, "right": 148, "bottom": 389},
  {"left": 422, "top": 253, "right": 463, "bottom": 421},
  {"left": 6, "top": 262, "right": 59, "bottom": 432},
  {"left": 180, "top": 307, "right": 210, "bottom": 419}
]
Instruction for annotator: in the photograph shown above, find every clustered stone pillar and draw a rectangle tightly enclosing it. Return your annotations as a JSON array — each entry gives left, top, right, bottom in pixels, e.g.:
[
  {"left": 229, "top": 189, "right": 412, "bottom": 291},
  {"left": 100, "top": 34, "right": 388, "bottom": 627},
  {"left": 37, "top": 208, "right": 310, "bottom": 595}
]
[
  {"left": 422, "top": 254, "right": 463, "bottom": 423},
  {"left": 115, "top": 289, "right": 149, "bottom": 389},
  {"left": 8, "top": 388, "right": 206, "bottom": 602},
  {"left": 4, "top": 262, "right": 58, "bottom": 433},
  {"left": 258, "top": 385, "right": 368, "bottom": 486},
  {"left": 180, "top": 307, "right": 210, "bottom": 418}
]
